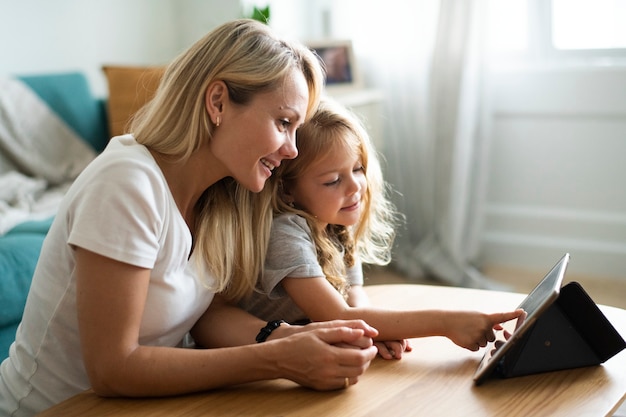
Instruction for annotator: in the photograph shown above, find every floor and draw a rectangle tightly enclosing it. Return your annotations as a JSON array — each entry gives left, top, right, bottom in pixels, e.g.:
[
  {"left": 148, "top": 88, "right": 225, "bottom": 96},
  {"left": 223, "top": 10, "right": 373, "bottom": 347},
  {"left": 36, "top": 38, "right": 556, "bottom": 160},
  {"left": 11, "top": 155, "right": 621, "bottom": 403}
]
[{"left": 363, "top": 264, "right": 626, "bottom": 310}]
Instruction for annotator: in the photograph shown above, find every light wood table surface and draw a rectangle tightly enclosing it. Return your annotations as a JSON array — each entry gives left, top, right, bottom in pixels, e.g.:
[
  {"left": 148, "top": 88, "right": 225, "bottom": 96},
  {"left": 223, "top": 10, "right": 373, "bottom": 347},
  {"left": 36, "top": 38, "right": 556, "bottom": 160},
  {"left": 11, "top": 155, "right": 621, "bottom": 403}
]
[{"left": 38, "top": 284, "right": 626, "bottom": 417}]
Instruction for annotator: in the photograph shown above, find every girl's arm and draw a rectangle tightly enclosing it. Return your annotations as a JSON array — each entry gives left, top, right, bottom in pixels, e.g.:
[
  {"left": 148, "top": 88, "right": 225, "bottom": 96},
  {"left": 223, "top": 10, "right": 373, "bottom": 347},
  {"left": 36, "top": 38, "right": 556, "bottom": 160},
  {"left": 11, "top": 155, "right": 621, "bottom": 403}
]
[
  {"left": 347, "top": 285, "right": 411, "bottom": 359},
  {"left": 75, "top": 248, "right": 378, "bottom": 397},
  {"left": 346, "top": 284, "right": 371, "bottom": 307},
  {"left": 282, "top": 276, "right": 524, "bottom": 351},
  {"left": 190, "top": 293, "right": 377, "bottom": 349}
]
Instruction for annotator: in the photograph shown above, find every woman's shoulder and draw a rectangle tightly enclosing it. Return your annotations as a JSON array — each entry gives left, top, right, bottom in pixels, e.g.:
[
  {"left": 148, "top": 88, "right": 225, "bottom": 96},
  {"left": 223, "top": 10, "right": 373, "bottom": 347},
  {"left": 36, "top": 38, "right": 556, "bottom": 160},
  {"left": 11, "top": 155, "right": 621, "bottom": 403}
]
[
  {"left": 82, "top": 135, "right": 163, "bottom": 186},
  {"left": 98, "top": 135, "right": 154, "bottom": 167},
  {"left": 66, "top": 135, "right": 170, "bottom": 214}
]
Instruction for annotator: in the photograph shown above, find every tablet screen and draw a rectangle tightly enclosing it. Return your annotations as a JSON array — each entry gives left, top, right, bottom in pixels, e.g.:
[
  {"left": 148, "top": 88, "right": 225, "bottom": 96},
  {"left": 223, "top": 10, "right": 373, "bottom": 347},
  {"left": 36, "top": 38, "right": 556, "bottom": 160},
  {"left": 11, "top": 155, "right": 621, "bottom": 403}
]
[{"left": 473, "top": 253, "right": 570, "bottom": 384}]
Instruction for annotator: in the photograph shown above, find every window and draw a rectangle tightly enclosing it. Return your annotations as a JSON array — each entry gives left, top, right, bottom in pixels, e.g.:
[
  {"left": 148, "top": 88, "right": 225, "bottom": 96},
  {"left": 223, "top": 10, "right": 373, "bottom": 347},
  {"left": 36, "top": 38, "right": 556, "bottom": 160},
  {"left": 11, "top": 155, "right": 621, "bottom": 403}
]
[
  {"left": 488, "top": 0, "right": 626, "bottom": 63},
  {"left": 552, "top": 0, "right": 626, "bottom": 50},
  {"left": 487, "top": 0, "right": 528, "bottom": 52}
]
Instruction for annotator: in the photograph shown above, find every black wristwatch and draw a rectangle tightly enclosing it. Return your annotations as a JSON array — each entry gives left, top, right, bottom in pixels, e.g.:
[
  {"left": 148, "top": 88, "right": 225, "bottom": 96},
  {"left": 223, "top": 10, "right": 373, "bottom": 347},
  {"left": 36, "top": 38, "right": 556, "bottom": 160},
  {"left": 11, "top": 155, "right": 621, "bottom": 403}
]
[{"left": 255, "top": 320, "right": 286, "bottom": 343}]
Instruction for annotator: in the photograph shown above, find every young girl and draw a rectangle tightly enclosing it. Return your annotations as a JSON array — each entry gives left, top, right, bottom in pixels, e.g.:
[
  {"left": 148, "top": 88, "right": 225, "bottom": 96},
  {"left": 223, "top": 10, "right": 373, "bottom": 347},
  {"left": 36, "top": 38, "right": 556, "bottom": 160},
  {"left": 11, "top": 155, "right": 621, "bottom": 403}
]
[{"left": 240, "top": 98, "right": 523, "bottom": 359}]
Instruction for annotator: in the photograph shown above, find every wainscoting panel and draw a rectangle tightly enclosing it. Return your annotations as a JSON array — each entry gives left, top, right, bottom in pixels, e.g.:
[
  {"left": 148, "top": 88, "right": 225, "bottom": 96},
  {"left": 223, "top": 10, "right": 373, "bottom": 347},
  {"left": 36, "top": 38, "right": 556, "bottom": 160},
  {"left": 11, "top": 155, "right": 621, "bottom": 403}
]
[
  {"left": 482, "top": 203, "right": 626, "bottom": 277},
  {"left": 480, "top": 67, "right": 626, "bottom": 279}
]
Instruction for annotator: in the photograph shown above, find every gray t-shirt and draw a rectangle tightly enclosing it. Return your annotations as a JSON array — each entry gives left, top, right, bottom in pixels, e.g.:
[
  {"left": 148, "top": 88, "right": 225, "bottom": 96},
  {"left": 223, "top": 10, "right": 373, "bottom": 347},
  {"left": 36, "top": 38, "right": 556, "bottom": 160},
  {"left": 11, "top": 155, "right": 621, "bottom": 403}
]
[{"left": 240, "top": 213, "right": 363, "bottom": 323}]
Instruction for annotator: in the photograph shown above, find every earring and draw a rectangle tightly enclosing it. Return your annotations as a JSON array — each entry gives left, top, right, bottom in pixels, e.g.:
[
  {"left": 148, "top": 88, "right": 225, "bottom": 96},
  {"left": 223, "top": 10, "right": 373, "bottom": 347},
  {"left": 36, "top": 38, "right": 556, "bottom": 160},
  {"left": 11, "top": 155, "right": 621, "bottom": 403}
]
[{"left": 215, "top": 116, "right": 221, "bottom": 127}]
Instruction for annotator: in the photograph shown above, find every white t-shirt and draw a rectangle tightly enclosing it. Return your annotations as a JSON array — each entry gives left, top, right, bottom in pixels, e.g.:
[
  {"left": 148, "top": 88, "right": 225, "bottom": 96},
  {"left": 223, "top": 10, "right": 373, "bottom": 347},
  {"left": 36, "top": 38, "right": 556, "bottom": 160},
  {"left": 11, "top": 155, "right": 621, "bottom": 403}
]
[{"left": 0, "top": 135, "right": 215, "bottom": 416}]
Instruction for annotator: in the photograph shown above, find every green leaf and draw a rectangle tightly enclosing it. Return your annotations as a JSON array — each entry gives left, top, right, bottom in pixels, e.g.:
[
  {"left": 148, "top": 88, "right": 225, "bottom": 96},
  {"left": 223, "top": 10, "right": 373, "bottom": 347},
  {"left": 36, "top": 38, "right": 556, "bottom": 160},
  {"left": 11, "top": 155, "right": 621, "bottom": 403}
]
[{"left": 250, "top": 5, "right": 270, "bottom": 24}]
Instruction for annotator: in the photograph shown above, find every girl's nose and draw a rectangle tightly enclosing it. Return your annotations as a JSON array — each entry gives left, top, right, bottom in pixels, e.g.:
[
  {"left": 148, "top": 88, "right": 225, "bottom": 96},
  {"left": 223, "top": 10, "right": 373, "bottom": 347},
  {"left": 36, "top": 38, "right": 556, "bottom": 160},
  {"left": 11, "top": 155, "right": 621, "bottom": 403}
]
[{"left": 347, "top": 174, "right": 361, "bottom": 194}]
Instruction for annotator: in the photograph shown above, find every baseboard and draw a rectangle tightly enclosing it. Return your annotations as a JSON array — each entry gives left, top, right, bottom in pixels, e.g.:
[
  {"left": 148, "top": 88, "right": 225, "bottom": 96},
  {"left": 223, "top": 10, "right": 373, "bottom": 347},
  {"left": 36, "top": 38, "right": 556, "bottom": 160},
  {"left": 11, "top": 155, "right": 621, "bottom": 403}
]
[
  {"left": 481, "top": 233, "right": 626, "bottom": 278},
  {"left": 481, "top": 204, "right": 626, "bottom": 278}
]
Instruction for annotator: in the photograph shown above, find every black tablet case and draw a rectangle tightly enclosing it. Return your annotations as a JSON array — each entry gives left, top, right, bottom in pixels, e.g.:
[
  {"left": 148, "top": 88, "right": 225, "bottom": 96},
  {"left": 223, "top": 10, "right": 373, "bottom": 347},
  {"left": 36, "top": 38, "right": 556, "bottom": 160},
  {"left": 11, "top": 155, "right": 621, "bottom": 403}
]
[{"left": 494, "top": 282, "right": 626, "bottom": 379}]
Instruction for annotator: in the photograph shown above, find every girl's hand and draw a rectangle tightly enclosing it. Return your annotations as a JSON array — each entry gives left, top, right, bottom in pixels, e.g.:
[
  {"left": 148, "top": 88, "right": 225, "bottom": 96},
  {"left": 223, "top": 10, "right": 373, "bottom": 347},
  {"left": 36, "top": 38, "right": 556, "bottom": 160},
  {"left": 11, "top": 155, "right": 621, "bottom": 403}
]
[
  {"left": 444, "top": 309, "right": 525, "bottom": 351},
  {"left": 374, "top": 339, "right": 412, "bottom": 360}
]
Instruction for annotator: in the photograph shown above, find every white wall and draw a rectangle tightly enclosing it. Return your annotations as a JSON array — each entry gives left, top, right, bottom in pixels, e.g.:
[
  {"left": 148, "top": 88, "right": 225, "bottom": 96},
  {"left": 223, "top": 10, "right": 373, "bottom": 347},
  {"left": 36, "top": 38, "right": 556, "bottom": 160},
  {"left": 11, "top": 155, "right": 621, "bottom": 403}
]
[
  {"left": 175, "top": 0, "right": 243, "bottom": 54},
  {"left": 2, "top": 0, "right": 624, "bottom": 280},
  {"left": 0, "top": 0, "right": 241, "bottom": 96},
  {"left": 482, "top": 66, "right": 626, "bottom": 279}
]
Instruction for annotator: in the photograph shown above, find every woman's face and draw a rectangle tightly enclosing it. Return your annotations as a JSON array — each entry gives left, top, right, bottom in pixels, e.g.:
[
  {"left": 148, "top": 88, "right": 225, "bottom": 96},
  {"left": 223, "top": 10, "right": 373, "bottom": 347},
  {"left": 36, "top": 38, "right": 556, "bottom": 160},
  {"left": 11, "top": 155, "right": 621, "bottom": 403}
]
[{"left": 210, "top": 69, "right": 309, "bottom": 193}]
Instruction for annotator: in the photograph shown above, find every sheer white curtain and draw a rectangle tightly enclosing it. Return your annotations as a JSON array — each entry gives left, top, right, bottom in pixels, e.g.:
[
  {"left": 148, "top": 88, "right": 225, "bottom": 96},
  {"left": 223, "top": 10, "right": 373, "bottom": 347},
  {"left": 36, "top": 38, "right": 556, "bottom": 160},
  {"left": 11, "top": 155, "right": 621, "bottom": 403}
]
[
  {"left": 271, "top": 0, "right": 502, "bottom": 288},
  {"left": 411, "top": 0, "right": 500, "bottom": 288}
]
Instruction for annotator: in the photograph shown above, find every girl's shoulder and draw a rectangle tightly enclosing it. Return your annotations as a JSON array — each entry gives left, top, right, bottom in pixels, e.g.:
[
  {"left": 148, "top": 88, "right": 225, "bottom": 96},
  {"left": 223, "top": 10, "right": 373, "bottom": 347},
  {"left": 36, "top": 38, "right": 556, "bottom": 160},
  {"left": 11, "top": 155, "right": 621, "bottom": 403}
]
[
  {"left": 272, "top": 213, "right": 313, "bottom": 240},
  {"left": 273, "top": 212, "right": 309, "bottom": 229}
]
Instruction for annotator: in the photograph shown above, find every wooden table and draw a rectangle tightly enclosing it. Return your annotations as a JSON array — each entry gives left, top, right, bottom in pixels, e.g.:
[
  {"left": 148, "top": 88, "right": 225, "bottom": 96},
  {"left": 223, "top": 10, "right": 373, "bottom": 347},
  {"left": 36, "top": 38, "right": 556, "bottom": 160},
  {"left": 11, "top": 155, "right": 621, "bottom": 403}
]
[{"left": 38, "top": 284, "right": 626, "bottom": 417}]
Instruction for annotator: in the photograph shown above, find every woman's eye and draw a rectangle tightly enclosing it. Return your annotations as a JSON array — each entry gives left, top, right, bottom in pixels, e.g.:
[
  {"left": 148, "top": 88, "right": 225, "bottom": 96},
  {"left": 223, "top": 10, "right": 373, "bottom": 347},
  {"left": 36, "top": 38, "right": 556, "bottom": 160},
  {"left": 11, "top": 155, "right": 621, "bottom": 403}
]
[{"left": 278, "top": 119, "right": 291, "bottom": 131}]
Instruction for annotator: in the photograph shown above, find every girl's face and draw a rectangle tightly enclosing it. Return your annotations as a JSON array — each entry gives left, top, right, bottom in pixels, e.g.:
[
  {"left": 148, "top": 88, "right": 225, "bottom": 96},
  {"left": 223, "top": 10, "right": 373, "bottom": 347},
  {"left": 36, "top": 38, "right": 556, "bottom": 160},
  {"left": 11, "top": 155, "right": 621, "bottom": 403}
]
[
  {"left": 210, "top": 69, "right": 309, "bottom": 193},
  {"left": 289, "top": 145, "right": 367, "bottom": 227}
]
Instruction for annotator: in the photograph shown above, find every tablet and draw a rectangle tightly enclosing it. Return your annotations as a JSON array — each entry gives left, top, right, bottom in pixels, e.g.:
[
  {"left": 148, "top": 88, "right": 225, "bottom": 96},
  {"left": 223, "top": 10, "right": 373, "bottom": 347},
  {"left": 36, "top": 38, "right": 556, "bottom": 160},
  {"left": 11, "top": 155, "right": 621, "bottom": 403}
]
[{"left": 473, "top": 253, "right": 570, "bottom": 385}]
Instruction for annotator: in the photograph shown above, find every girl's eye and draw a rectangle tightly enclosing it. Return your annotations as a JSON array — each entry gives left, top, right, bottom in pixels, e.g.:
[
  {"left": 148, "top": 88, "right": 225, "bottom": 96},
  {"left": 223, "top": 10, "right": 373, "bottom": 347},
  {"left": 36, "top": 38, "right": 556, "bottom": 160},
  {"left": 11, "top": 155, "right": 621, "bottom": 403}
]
[
  {"left": 324, "top": 178, "right": 340, "bottom": 186},
  {"left": 353, "top": 165, "right": 364, "bottom": 173}
]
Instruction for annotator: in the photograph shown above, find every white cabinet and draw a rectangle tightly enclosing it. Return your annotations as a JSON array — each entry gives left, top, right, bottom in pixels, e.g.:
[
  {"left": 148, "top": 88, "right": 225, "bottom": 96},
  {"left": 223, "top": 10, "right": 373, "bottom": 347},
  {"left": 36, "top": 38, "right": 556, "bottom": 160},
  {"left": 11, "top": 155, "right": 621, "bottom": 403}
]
[{"left": 329, "top": 89, "right": 385, "bottom": 153}]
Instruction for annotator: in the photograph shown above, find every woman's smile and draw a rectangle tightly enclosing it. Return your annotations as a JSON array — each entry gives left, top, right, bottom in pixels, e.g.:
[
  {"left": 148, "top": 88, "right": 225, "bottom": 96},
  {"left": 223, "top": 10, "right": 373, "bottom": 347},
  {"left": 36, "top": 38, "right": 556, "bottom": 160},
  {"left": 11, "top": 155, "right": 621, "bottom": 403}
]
[{"left": 261, "top": 158, "right": 276, "bottom": 172}]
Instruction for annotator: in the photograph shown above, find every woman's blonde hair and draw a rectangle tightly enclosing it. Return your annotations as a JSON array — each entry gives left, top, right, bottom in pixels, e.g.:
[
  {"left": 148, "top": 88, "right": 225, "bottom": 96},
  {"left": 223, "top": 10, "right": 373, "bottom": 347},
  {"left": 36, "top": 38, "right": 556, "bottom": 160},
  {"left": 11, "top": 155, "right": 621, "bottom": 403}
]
[
  {"left": 265, "top": 98, "right": 399, "bottom": 295},
  {"left": 130, "top": 19, "right": 324, "bottom": 301}
]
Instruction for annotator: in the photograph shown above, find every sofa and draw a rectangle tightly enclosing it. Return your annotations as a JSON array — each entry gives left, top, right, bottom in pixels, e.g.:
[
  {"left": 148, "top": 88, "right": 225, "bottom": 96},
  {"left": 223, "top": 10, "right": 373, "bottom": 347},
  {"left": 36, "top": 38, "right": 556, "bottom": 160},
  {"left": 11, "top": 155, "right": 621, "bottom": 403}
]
[
  {"left": 0, "top": 72, "right": 109, "bottom": 360},
  {"left": 0, "top": 67, "right": 163, "bottom": 361}
]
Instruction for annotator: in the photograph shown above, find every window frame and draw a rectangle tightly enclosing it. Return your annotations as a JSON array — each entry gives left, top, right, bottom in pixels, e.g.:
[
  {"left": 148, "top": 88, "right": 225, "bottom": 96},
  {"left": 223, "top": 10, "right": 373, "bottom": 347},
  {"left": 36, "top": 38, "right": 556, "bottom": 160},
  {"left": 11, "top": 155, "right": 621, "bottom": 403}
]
[{"left": 489, "top": 0, "right": 626, "bottom": 67}]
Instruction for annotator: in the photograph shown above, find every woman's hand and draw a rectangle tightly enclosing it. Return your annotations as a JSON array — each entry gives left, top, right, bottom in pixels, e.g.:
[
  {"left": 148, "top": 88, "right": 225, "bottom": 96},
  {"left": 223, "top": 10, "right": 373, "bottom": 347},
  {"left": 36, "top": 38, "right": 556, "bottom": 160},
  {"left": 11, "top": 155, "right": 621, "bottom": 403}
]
[
  {"left": 274, "top": 319, "right": 378, "bottom": 348},
  {"left": 269, "top": 323, "right": 379, "bottom": 390}
]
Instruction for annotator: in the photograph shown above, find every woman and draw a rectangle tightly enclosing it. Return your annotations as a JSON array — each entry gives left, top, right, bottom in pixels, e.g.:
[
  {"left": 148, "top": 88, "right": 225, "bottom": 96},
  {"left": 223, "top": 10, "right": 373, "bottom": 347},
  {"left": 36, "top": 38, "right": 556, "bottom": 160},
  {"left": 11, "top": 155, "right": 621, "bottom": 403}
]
[{"left": 0, "top": 20, "right": 378, "bottom": 417}]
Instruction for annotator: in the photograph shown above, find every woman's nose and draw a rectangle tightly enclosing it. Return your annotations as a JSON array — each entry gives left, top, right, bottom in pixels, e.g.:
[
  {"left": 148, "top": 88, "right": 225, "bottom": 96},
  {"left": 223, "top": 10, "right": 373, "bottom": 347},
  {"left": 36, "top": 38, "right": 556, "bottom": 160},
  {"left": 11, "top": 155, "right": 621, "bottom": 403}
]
[{"left": 280, "top": 133, "right": 298, "bottom": 160}]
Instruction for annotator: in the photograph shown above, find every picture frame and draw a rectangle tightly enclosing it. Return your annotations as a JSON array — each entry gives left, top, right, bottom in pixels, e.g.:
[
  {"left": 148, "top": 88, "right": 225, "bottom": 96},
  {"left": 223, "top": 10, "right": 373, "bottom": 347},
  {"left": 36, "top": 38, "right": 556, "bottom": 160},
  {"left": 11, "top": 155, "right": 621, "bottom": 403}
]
[{"left": 306, "top": 39, "right": 362, "bottom": 93}]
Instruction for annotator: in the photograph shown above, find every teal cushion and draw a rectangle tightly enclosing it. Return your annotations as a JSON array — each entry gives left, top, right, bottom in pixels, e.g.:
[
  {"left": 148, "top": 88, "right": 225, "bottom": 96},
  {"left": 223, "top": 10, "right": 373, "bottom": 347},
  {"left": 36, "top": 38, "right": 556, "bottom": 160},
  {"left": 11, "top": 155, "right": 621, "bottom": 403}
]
[
  {"left": 0, "top": 234, "right": 44, "bottom": 328},
  {"left": 18, "top": 73, "right": 109, "bottom": 152},
  {"left": 0, "top": 233, "right": 44, "bottom": 360},
  {"left": 0, "top": 325, "right": 18, "bottom": 361},
  {"left": 6, "top": 217, "right": 53, "bottom": 235}
]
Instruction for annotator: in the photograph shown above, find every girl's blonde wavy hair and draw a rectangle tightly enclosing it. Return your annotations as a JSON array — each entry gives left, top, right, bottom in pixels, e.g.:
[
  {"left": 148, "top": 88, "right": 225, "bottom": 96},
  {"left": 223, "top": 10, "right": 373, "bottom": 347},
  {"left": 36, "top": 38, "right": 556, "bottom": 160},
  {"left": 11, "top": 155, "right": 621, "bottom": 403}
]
[
  {"left": 130, "top": 19, "right": 324, "bottom": 301},
  {"left": 264, "top": 98, "right": 399, "bottom": 295}
]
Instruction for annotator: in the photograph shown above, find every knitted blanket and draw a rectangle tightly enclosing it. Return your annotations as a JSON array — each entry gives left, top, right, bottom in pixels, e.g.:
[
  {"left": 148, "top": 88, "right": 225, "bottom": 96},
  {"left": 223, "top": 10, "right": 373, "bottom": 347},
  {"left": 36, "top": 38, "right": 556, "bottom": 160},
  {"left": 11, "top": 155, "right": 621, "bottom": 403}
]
[{"left": 0, "top": 77, "right": 95, "bottom": 234}]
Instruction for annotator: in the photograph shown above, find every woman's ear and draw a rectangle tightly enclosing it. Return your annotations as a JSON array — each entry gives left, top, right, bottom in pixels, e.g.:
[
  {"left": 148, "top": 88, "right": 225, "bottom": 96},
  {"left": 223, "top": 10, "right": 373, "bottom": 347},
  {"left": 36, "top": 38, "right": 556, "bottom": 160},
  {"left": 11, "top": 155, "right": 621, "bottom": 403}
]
[{"left": 205, "top": 81, "right": 227, "bottom": 125}]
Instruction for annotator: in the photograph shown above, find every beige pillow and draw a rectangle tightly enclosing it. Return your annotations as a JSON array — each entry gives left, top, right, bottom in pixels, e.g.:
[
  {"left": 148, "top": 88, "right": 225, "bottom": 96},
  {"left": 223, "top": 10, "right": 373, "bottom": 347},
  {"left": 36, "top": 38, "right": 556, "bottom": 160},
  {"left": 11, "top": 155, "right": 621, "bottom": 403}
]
[{"left": 102, "top": 65, "right": 165, "bottom": 138}]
